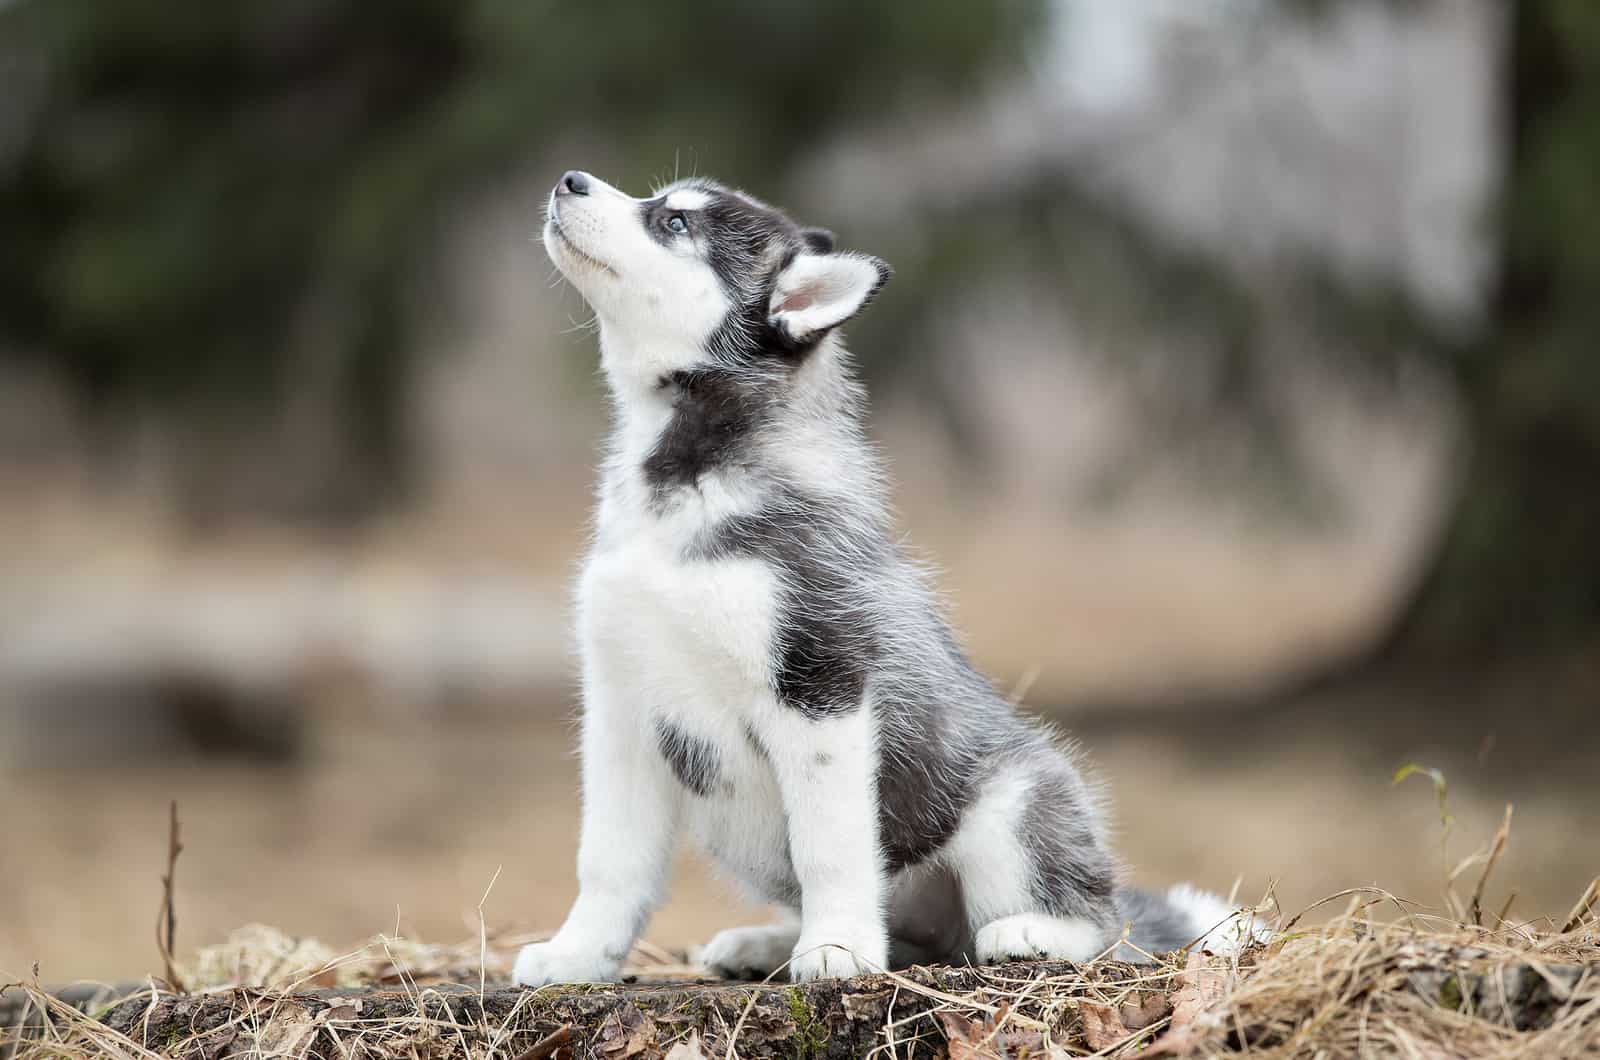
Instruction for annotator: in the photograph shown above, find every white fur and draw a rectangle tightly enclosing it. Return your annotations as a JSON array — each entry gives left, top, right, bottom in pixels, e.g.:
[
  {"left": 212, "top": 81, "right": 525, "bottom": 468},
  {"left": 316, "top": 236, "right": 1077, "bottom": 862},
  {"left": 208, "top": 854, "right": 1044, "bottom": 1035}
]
[
  {"left": 763, "top": 704, "right": 888, "bottom": 979},
  {"left": 544, "top": 173, "right": 730, "bottom": 398},
  {"left": 1165, "top": 883, "right": 1270, "bottom": 956},
  {"left": 511, "top": 644, "right": 682, "bottom": 984},
  {"left": 697, "top": 921, "right": 801, "bottom": 979},
  {"left": 664, "top": 188, "right": 713, "bottom": 211},
  {"left": 975, "top": 913, "right": 1106, "bottom": 964},
  {"left": 939, "top": 772, "right": 1038, "bottom": 928}
]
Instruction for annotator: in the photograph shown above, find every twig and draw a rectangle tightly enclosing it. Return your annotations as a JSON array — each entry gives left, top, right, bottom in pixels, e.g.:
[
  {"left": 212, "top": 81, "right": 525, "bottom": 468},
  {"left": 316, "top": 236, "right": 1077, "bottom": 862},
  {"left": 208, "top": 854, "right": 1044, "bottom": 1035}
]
[
  {"left": 1469, "top": 804, "right": 1512, "bottom": 927},
  {"left": 720, "top": 986, "right": 766, "bottom": 1060},
  {"left": 154, "top": 801, "right": 186, "bottom": 994},
  {"left": 1495, "top": 890, "right": 1519, "bottom": 930},
  {"left": 1561, "top": 877, "right": 1600, "bottom": 934},
  {"left": 720, "top": 951, "right": 802, "bottom": 1060},
  {"left": 510, "top": 1023, "right": 573, "bottom": 1060}
]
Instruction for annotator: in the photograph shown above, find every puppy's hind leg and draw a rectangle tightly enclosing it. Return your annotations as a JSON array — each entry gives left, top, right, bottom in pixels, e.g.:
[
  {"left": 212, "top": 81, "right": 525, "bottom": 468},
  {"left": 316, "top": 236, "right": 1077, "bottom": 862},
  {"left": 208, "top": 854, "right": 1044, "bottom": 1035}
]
[{"left": 942, "top": 767, "right": 1119, "bottom": 964}]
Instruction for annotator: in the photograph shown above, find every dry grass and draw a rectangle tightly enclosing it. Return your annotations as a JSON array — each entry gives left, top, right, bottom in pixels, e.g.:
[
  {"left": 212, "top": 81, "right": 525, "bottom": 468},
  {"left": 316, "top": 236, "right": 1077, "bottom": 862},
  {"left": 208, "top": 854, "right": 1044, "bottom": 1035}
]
[
  {"left": 3, "top": 888, "right": 1596, "bottom": 1059},
  {"left": 170, "top": 923, "right": 703, "bottom": 992},
  {"left": 917, "top": 889, "right": 1600, "bottom": 1059}
]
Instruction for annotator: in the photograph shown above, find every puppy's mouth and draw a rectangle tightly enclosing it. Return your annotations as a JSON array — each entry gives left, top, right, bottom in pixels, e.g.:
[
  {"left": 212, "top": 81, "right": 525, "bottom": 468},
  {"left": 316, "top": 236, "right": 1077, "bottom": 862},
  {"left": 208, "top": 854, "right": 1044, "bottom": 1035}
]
[{"left": 547, "top": 216, "right": 619, "bottom": 277}]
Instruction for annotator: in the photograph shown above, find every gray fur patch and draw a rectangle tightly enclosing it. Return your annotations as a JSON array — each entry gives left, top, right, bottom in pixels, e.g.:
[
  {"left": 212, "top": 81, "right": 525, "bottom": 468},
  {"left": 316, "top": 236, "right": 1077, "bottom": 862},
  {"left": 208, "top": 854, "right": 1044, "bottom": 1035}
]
[
  {"left": 690, "top": 483, "right": 888, "bottom": 717},
  {"left": 871, "top": 631, "right": 998, "bottom": 871},
  {"left": 641, "top": 368, "right": 766, "bottom": 502},
  {"left": 708, "top": 832, "right": 802, "bottom": 907},
  {"left": 644, "top": 179, "right": 820, "bottom": 364},
  {"left": 1018, "top": 768, "right": 1119, "bottom": 927},
  {"left": 742, "top": 722, "right": 769, "bottom": 760},
  {"left": 1113, "top": 887, "right": 1203, "bottom": 960},
  {"left": 653, "top": 717, "right": 723, "bottom": 798},
  {"left": 755, "top": 860, "right": 803, "bottom": 907}
]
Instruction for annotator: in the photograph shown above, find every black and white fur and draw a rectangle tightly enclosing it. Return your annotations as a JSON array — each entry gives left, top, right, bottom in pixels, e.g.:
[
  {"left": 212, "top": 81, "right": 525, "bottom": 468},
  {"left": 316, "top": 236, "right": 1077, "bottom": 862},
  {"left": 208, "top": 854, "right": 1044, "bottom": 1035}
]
[{"left": 513, "top": 170, "right": 1255, "bottom": 986}]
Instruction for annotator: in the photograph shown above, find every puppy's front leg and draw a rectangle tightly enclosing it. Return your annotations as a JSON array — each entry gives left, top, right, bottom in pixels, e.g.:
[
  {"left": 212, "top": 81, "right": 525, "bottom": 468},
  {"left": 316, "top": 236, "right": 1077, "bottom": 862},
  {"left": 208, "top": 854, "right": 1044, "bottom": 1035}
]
[
  {"left": 513, "top": 675, "right": 682, "bottom": 986},
  {"left": 764, "top": 706, "right": 888, "bottom": 981}
]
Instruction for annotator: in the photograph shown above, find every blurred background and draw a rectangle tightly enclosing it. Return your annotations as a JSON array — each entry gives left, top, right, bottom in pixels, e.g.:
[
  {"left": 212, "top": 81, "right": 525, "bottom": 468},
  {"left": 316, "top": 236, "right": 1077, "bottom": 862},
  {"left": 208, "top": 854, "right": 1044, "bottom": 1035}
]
[{"left": 2, "top": 0, "right": 1596, "bottom": 982}]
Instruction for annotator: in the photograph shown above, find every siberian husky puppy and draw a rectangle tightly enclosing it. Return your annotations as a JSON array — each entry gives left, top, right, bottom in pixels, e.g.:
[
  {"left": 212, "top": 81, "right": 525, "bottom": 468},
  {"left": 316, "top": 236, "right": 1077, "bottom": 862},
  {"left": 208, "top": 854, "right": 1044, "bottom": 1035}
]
[{"left": 513, "top": 170, "right": 1253, "bottom": 986}]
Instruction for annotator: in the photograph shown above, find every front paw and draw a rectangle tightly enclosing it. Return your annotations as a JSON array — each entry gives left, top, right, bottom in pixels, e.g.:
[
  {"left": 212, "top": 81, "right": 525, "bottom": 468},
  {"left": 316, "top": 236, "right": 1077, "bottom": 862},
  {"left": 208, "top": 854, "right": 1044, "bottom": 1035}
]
[
  {"left": 788, "top": 931, "right": 886, "bottom": 983},
  {"left": 511, "top": 941, "right": 622, "bottom": 987}
]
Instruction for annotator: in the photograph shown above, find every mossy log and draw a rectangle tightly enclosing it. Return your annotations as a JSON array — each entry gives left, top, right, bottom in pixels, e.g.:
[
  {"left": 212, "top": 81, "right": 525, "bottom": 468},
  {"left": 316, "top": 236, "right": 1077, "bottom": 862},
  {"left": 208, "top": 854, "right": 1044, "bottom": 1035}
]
[{"left": 3, "top": 953, "right": 1596, "bottom": 1059}]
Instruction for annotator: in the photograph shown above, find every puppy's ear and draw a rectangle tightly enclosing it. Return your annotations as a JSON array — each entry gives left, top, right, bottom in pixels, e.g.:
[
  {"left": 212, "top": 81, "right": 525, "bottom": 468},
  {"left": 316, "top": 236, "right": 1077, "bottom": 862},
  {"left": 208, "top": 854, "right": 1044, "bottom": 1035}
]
[
  {"left": 799, "top": 227, "right": 836, "bottom": 253},
  {"left": 768, "top": 252, "right": 892, "bottom": 345}
]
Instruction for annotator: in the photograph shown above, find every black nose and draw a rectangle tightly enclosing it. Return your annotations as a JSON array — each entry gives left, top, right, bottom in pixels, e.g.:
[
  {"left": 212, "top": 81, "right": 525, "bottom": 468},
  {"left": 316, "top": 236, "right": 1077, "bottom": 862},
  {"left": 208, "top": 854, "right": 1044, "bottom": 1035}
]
[{"left": 559, "top": 170, "right": 591, "bottom": 196}]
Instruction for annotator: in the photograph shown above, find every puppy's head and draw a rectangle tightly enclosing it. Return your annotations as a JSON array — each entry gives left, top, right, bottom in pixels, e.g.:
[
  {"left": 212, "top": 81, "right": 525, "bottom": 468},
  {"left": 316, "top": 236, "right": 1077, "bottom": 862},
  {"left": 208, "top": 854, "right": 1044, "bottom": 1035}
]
[{"left": 545, "top": 170, "right": 890, "bottom": 371}]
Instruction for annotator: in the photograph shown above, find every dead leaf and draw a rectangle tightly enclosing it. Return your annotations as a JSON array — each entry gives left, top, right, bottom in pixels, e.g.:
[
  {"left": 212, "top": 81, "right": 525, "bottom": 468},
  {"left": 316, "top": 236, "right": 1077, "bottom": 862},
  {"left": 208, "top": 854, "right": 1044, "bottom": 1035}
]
[
  {"left": 184, "top": 1025, "right": 239, "bottom": 1060},
  {"left": 994, "top": 1029, "right": 1072, "bottom": 1059},
  {"left": 841, "top": 989, "right": 893, "bottom": 1021},
  {"left": 938, "top": 1011, "right": 1000, "bottom": 1059},
  {"left": 938, "top": 1011, "right": 1077, "bottom": 1060},
  {"left": 252, "top": 1010, "right": 315, "bottom": 1058},
  {"left": 1119, "top": 991, "right": 1172, "bottom": 1031},
  {"left": 1079, "top": 991, "right": 1172, "bottom": 1052},
  {"left": 313, "top": 998, "right": 362, "bottom": 1023},
  {"left": 597, "top": 1005, "right": 658, "bottom": 1057},
  {"left": 1142, "top": 950, "right": 1228, "bottom": 1057},
  {"left": 1079, "top": 1001, "right": 1129, "bottom": 1050}
]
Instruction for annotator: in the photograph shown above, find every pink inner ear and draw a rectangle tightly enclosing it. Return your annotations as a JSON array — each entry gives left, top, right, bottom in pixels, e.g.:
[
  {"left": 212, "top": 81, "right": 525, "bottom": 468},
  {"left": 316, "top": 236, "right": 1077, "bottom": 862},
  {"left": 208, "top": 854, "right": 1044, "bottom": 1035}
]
[{"left": 774, "top": 290, "right": 815, "bottom": 312}]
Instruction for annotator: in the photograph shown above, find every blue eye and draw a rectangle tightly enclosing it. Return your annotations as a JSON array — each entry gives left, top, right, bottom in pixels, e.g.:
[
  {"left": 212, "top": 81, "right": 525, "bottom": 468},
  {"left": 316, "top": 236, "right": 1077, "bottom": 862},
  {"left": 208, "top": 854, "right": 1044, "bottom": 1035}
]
[{"left": 666, "top": 213, "right": 688, "bottom": 234}]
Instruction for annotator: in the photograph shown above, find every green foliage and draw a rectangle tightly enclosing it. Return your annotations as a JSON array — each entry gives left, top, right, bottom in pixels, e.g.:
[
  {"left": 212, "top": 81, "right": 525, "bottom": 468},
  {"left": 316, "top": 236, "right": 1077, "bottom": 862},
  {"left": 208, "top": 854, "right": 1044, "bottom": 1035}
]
[
  {"left": 785, "top": 986, "right": 827, "bottom": 1060},
  {"left": 0, "top": 0, "right": 1041, "bottom": 504}
]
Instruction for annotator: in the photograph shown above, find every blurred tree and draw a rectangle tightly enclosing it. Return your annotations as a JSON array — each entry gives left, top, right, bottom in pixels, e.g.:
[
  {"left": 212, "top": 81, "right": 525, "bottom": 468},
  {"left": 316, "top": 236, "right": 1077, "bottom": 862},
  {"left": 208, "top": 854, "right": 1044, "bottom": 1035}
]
[
  {"left": 0, "top": 0, "right": 1040, "bottom": 520},
  {"left": 1385, "top": 0, "right": 1600, "bottom": 655},
  {"left": 851, "top": 0, "right": 1600, "bottom": 660}
]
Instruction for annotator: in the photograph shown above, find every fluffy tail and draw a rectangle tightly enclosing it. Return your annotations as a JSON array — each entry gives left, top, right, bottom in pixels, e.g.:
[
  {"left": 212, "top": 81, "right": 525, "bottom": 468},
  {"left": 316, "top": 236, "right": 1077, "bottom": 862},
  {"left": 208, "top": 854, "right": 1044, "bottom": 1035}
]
[{"left": 1112, "top": 883, "right": 1266, "bottom": 961}]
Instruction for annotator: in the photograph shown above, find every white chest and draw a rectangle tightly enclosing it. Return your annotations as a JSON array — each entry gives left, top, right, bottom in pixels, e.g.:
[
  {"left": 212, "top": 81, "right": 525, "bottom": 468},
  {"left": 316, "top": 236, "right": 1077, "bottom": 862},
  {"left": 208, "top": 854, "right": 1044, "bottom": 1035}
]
[{"left": 578, "top": 525, "right": 779, "bottom": 702}]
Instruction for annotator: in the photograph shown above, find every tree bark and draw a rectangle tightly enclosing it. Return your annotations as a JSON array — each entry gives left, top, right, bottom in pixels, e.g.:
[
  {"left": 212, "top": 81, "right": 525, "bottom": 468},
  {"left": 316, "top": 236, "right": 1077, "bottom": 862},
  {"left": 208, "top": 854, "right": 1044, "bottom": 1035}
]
[{"left": 1377, "top": 0, "right": 1600, "bottom": 659}]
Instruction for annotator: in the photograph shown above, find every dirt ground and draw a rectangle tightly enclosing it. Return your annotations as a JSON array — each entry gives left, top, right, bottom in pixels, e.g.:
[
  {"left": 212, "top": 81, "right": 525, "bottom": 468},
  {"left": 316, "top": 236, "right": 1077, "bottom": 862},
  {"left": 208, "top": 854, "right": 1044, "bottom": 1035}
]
[{"left": 3, "top": 668, "right": 1595, "bottom": 983}]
